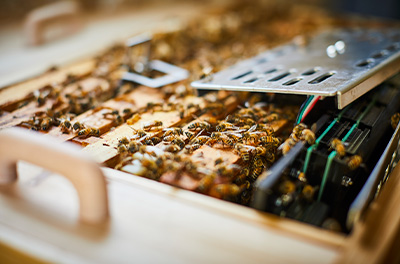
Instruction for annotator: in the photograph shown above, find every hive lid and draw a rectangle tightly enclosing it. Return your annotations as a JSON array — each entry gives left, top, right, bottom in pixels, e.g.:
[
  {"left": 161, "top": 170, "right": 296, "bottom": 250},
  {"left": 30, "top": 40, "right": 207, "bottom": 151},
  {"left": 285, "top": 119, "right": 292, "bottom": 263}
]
[{"left": 191, "top": 28, "right": 400, "bottom": 109}]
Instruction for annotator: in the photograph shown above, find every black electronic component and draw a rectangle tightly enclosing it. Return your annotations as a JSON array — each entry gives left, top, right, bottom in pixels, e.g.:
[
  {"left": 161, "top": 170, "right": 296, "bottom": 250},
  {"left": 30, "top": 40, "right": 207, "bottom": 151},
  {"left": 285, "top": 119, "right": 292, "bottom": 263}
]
[{"left": 251, "top": 78, "right": 400, "bottom": 233}]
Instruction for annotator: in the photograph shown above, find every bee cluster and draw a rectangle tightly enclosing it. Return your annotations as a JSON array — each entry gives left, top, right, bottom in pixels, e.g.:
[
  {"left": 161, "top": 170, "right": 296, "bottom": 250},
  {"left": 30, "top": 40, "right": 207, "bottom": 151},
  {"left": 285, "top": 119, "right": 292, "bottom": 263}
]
[{"left": 114, "top": 94, "right": 304, "bottom": 205}]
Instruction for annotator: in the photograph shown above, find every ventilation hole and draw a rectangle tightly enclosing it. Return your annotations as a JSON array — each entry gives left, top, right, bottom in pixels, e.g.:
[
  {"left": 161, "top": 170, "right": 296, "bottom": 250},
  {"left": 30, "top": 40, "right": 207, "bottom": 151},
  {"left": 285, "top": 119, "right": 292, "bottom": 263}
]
[
  {"left": 371, "top": 50, "right": 388, "bottom": 59},
  {"left": 257, "top": 58, "right": 267, "bottom": 64},
  {"left": 386, "top": 43, "right": 400, "bottom": 52},
  {"left": 301, "top": 68, "right": 319, "bottom": 76},
  {"left": 356, "top": 59, "right": 375, "bottom": 67},
  {"left": 264, "top": 68, "right": 277, "bottom": 74},
  {"left": 308, "top": 72, "right": 335, "bottom": 84},
  {"left": 268, "top": 72, "right": 291, "bottom": 82},
  {"left": 283, "top": 78, "right": 303, "bottom": 86},
  {"left": 232, "top": 71, "right": 253, "bottom": 80},
  {"left": 244, "top": 78, "right": 258, "bottom": 84}
]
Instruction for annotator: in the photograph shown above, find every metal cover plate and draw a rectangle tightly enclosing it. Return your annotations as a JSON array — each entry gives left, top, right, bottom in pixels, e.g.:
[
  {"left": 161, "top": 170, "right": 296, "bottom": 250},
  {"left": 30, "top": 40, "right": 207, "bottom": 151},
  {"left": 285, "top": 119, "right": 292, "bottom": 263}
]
[{"left": 191, "top": 28, "right": 400, "bottom": 109}]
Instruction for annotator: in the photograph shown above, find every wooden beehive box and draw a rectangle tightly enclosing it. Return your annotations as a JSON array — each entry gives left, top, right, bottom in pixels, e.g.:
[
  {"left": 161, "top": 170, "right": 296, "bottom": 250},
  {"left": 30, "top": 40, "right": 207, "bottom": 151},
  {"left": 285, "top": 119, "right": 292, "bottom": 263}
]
[{"left": 1, "top": 2, "right": 400, "bottom": 263}]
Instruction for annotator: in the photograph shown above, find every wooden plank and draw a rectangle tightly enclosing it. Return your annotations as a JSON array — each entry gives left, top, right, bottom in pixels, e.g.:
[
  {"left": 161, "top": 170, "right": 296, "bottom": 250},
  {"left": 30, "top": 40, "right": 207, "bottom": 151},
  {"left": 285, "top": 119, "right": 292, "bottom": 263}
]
[
  {"left": 0, "top": 77, "right": 114, "bottom": 130},
  {"left": 336, "top": 164, "right": 400, "bottom": 264},
  {"left": 47, "top": 86, "right": 165, "bottom": 144},
  {"left": 82, "top": 95, "right": 206, "bottom": 164},
  {"left": 0, "top": 164, "right": 340, "bottom": 264},
  {"left": 0, "top": 60, "right": 95, "bottom": 110}
]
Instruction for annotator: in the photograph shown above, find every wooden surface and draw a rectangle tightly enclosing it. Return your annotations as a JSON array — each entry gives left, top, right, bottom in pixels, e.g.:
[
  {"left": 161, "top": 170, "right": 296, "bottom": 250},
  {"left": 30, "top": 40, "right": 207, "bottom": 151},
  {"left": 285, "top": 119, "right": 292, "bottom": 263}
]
[
  {"left": 336, "top": 163, "right": 400, "bottom": 264},
  {"left": 0, "top": 163, "right": 340, "bottom": 264}
]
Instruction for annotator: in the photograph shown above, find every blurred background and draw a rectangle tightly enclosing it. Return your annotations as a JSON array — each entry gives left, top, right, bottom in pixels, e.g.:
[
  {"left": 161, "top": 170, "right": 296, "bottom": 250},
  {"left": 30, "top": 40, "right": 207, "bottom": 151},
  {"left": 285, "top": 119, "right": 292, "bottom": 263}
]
[{"left": 0, "top": 0, "right": 398, "bottom": 88}]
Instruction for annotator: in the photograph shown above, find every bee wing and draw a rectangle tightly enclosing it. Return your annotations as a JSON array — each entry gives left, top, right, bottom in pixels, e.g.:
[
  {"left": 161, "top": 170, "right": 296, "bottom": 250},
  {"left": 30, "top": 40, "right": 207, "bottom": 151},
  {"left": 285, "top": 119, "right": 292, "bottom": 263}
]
[{"left": 248, "top": 124, "right": 257, "bottom": 132}]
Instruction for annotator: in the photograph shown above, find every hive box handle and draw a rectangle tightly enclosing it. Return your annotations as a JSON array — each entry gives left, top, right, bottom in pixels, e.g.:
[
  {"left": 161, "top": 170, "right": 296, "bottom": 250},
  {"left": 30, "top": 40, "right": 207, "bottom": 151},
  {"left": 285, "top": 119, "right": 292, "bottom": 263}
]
[{"left": 0, "top": 128, "right": 108, "bottom": 224}]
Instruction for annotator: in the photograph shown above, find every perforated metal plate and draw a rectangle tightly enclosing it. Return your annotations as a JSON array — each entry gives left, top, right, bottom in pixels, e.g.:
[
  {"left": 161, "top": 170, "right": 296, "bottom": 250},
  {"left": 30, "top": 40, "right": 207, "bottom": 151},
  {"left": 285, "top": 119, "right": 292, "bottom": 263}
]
[{"left": 191, "top": 28, "right": 400, "bottom": 109}]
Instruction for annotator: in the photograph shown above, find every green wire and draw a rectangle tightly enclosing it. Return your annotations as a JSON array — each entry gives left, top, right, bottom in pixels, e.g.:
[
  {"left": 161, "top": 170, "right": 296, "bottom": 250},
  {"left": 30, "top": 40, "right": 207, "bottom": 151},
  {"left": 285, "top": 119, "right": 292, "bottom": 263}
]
[
  {"left": 302, "top": 105, "right": 350, "bottom": 174},
  {"left": 317, "top": 98, "right": 376, "bottom": 201},
  {"left": 296, "top": 96, "right": 313, "bottom": 124}
]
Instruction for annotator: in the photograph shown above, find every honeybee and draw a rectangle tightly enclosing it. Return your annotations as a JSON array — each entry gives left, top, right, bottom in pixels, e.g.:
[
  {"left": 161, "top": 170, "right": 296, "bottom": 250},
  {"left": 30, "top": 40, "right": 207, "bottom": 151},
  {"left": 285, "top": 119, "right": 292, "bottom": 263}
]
[
  {"left": 241, "top": 125, "right": 251, "bottom": 131},
  {"left": 259, "top": 136, "right": 280, "bottom": 147},
  {"left": 279, "top": 137, "right": 297, "bottom": 155},
  {"left": 142, "top": 120, "right": 163, "bottom": 131},
  {"left": 144, "top": 138, "right": 154, "bottom": 145},
  {"left": 185, "top": 144, "right": 202, "bottom": 153},
  {"left": 255, "top": 124, "right": 275, "bottom": 135},
  {"left": 40, "top": 117, "right": 52, "bottom": 130},
  {"left": 127, "top": 113, "right": 140, "bottom": 125},
  {"left": 205, "top": 102, "right": 224, "bottom": 114},
  {"left": 172, "top": 137, "right": 185, "bottom": 149},
  {"left": 163, "top": 127, "right": 183, "bottom": 137},
  {"left": 221, "top": 136, "right": 235, "bottom": 147},
  {"left": 253, "top": 155, "right": 265, "bottom": 167},
  {"left": 214, "top": 157, "right": 224, "bottom": 166},
  {"left": 151, "top": 137, "right": 162, "bottom": 145},
  {"left": 302, "top": 184, "right": 316, "bottom": 201},
  {"left": 264, "top": 152, "right": 275, "bottom": 163},
  {"left": 216, "top": 121, "right": 237, "bottom": 132},
  {"left": 214, "top": 184, "right": 241, "bottom": 198},
  {"left": 298, "top": 172, "right": 306, "bottom": 182},
  {"left": 177, "top": 104, "right": 185, "bottom": 119},
  {"left": 146, "top": 102, "right": 163, "bottom": 112},
  {"left": 113, "top": 114, "right": 124, "bottom": 125},
  {"left": 235, "top": 143, "right": 255, "bottom": 161},
  {"left": 238, "top": 108, "right": 255, "bottom": 118},
  {"left": 263, "top": 113, "right": 279, "bottom": 123},
  {"left": 216, "top": 164, "right": 241, "bottom": 178},
  {"left": 242, "top": 118, "right": 256, "bottom": 126},
  {"left": 185, "top": 131, "right": 196, "bottom": 140},
  {"left": 242, "top": 132, "right": 259, "bottom": 143},
  {"left": 211, "top": 132, "right": 222, "bottom": 140},
  {"left": 224, "top": 132, "right": 242, "bottom": 143},
  {"left": 235, "top": 167, "right": 250, "bottom": 184},
  {"left": 255, "top": 146, "right": 267, "bottom": 156},
  {"left": 73, "top": 121, "right": 84, "bottom": 131},
  {"left": 301, "top": 129, "right": 316, "bottom": 145},
  {"left": 331, "top": 138, "right": 346, "bottom": 157},
  {"left": 163, "top": 135, "right": 177, "bottom": 142},
  {"left": 123, "top": 108, "right": 132, "bottom": 115},
  {"left": 278, "top": 180, "right": 296, "bottom": 194},
  {"left": 250, "top": 166, "right": 263, "bottom": 182},
  {"left": 292, "top": 123, "right": 307, "bottom": 141},
  {"left": 133, "top": 129, "right": 147, "bottom": 138},
  {"left": 347, "top": 155, "right": 362, "bottom": 170},
  {"left": 197, "top": 173, "right": 216, "bottom": 193},
  {"left": 119, "top": 137, "right": 129, "bottom": 145},
  {"left": 60, "top": 119, "right": 71, "bottom": 132},
  {"left": 188, "top": 121, "right": 210, "bottom": 131},
  {"left": 128, "top": 141, "right": 141, "bottom": 153},
  {"left": 163, "top": 144, "right": 181, "bottom": 153},
  {"left": 117, "top": 144, "right": 128, "bottom": 153},
  {"left": 391, "top": 112, "right": 400, "bottom": 129},
  {"left": 78, "top": 127, "right": 100, "bottom": 137},
  {"left": 192, "top": 136, "right": 210, "bottom": 145}
]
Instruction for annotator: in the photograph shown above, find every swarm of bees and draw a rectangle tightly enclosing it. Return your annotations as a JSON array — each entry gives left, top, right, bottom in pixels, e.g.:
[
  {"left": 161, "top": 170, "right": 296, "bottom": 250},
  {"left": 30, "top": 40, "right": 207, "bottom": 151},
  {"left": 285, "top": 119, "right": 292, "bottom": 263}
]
[{"left": 112, "top": 94, "right": 304, "bottom": 204}]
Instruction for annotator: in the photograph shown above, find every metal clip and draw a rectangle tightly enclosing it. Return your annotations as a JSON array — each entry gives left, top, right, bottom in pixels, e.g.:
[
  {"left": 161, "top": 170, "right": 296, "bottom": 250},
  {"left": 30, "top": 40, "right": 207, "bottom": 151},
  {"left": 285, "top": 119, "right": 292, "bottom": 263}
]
[{"left": 122, "top": 33, "right": 189, "bottom": 88}]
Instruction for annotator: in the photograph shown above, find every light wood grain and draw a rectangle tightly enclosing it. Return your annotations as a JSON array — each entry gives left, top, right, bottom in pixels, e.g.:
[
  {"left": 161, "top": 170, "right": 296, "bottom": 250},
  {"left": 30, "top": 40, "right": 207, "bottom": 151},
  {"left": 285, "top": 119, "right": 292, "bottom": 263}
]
[{"left": 0, "top": 163, "right": 340, "bottom": 264}]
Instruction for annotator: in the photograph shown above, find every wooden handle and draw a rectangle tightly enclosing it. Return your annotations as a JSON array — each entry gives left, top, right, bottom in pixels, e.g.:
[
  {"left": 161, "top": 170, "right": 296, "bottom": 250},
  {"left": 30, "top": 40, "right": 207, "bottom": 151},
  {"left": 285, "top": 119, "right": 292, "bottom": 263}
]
[
  {"left": 24, "top": 1, "right": 81, "bottom": 46},
  {"left": 337, "top": 163, "right": 400, "bottom": 263},
  {"left": 0, "top": 128, "right": 108, "bottom": 224}
]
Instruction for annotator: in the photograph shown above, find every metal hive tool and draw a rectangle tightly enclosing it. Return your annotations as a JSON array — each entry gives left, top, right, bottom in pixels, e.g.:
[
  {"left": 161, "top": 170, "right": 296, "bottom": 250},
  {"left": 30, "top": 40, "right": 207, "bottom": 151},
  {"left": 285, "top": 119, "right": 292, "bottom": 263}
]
[{"left": 191, "top": 28, "right": 400, "bottom": 109}]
